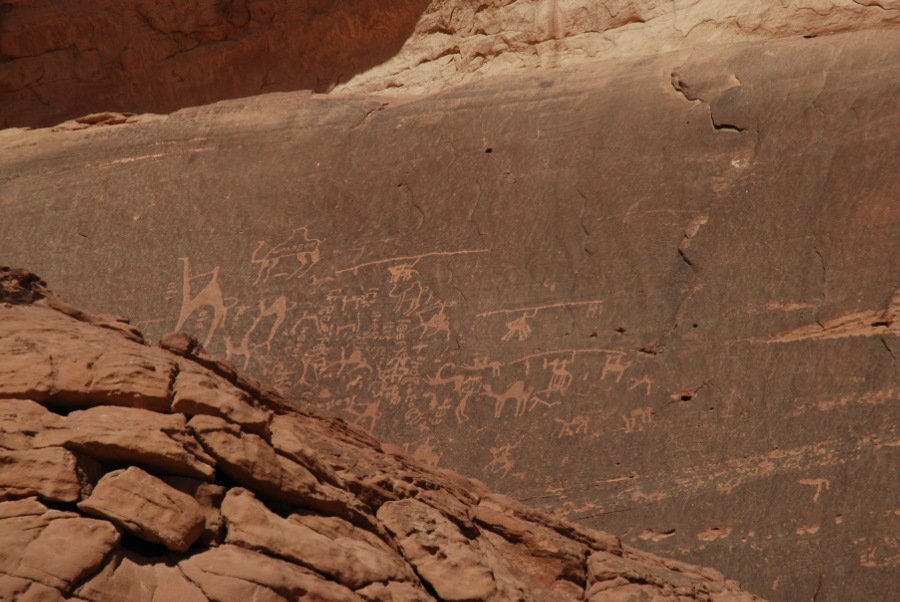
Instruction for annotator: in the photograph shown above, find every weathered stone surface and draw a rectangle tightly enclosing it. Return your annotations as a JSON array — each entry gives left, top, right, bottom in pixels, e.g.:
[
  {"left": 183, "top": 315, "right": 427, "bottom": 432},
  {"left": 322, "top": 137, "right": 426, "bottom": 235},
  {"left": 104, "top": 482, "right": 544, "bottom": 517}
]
[
  {"left": 0, "top": 575, "right": 83, "bottom": 602},
  {"left": 0, "top": 499, "right": 120, "bottom": 593},
  {"left": 179, "top": 544, "right": 364, "bottom": 602},
  {"left": 473, "top": 504, "right": 588, "bottom": 586},
  {"left": 378, "top": 497, "right": 565, "bottom": 602},
  {"left": 3, "top": 0, "right": 900, "bottom": 128},
  {"left": 76, "top": 550, "right": 207, "bottom": 602},
  {"left": 34, "top": 406, "right": 216, "bottom": 480},
  {"left": 355, "top": 581, "right": 435, "bottom": 602},
  {"left": 0, "top": 305, "right": 174, "bottom": 411},
  {"left": 188, "top": 414, "right": 361, "bottom": 518},
  {"left": 173, "top": 367, "right": 271, "bottom": 436},
  {"left": 78, "top": 466, "right": 205, "bottom": 552},
  {"left": 0, "top": 399, "right": 55, "bottom": 450},
  {"left": 222, "top": 487, "right": 410, "bottom": 589},
  {"left": 3, "top": 24, "right": 898, "bottom": 600},
  {"left": 162, "top": 477, "right": 227, "bottom": 546},
  {"left": 0, "top": 447, "right": 83, "bottom": 503}
]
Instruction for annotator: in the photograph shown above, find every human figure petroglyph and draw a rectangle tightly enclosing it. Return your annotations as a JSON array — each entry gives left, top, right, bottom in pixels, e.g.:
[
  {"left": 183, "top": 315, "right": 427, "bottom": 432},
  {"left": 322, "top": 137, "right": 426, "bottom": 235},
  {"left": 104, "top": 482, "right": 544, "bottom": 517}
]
[
  {"left": 251, "top": 227, "right": 321, "bottom": 285},
  {"left": 388, "top": 263, "right": 419, "bottom": 283},
  {"left": 484, "top": 442, "right": 517, "bottom": 477},
  {"left": 629, "top": 374, "right": 653, "bottom": 395},
  {"left": 175, "top": 257, "right": 235, "bottom": 347},
  {"left": 544, "top": 356, "right": 574, "bottom": 396},
  {"left": 501, "top": 311, "right": 535, "bottom": 342},
  {"left": 463, "top": 354, "right": 503, "bottom": 377},
  {"left": 411, "top": 306, "right": 451, "bottom": 340},
  {"left": 482, "top": 380, "right": 536, "bottom": 418},
  {"left": 555, "top": 415, "right": 590, "bottom": 438}
]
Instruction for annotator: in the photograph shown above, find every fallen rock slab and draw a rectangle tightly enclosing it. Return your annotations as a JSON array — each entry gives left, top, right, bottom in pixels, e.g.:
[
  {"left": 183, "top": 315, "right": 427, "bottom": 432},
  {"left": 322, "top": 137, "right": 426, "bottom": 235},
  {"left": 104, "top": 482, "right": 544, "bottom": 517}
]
[{"left": 78, "top": 466, "right": 205, "bottom": 552}]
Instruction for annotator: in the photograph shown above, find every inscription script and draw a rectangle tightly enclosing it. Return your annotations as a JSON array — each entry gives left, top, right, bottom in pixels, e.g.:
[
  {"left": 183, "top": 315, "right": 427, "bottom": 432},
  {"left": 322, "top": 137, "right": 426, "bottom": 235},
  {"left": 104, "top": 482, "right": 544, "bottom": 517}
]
[{"left": 156, "top": 226, "right": 655, "bottom": 484}]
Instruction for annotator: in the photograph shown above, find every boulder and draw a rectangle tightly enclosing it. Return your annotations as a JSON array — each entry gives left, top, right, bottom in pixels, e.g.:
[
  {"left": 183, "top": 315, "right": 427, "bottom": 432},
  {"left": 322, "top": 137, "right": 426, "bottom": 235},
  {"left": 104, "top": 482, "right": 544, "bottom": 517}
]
[{"left": 78, "top": 466, "right": 206, "bottom": 552}]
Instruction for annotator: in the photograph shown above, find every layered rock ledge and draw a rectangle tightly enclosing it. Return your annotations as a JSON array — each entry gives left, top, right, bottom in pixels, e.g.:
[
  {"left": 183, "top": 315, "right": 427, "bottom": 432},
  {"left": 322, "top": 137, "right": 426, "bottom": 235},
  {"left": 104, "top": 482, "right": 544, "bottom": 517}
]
[{"left": 0, "top": 267, "right": 760, "bottom": 601}]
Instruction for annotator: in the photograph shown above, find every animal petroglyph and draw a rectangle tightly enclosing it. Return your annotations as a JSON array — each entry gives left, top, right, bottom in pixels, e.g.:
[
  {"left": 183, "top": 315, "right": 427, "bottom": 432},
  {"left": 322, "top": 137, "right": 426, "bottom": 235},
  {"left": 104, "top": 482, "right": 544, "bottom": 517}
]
[
  {"left": 484, "top": 442, "right": 518, "bottom": 477},
  {"left": 251, "top": 227, "right": 322, "bottom": 285},
  {"left": 324, "top": 347, "right": 373, "bottom": 377},
  {"left": 225, "top": 295, "right": 295, "bottom": 369},
  {"left": 555, "top": 415, "right": 589, "bottom": 437},
  {"left": 410, "top": 306, "right": 452, "bottom": 340},
  {"left": 629, "top": 374, "right": 653, "bottom": 395},
  {"left": 482, "top": 380, "right": 537, "bottom": 418},
  {"left": 463, "top": 355, "right": 503, "bottom": 376},
  {"left": 602, "top": 354, "right": 631, "bottom": 383},
  {"left": 623, "top": 407, "right": 652, "bottom": 433},
  {"left": 175, "top": 258, "right": 235, "bottom": 347},
  {"left": 425, "top": 363, "right": 482, "bottom": 423}
]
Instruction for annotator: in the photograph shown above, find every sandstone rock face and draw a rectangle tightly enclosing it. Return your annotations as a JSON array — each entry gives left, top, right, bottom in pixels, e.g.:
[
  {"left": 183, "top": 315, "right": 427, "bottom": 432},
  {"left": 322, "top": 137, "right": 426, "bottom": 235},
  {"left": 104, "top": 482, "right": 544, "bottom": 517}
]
[
  {"left": 0, "top": 270, "right": 758, "bottom": 601},
  {"left": 3, "top": 0, "right": 900, "bottom": 128},
  {"left": 3, "top": 25, "right": 900, "bottom": 600}
]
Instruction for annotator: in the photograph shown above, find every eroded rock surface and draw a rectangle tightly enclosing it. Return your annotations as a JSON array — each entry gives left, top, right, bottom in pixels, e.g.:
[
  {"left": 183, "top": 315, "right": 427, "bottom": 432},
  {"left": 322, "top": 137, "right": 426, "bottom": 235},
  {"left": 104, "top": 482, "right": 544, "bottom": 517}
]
[
  {"left": 3, "top": 0, "right": 900, "bottom": 128},
  {"left": 0, "top": 268, "right": 759, "bottom": 600}
]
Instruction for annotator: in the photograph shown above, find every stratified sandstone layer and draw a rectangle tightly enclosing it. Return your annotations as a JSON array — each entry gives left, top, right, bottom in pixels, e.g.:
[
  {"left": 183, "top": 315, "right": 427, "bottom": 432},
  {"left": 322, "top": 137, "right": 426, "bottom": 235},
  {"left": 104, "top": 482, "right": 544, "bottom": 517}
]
[
  {"left": 3, "top": 0, "right": 900, "bottom": 128},
  {"left": 0, "top": 268, "right": 760, "bottom": 601},
  {"left": 3, "top": 25, "right": 900, "bottom": 600}
]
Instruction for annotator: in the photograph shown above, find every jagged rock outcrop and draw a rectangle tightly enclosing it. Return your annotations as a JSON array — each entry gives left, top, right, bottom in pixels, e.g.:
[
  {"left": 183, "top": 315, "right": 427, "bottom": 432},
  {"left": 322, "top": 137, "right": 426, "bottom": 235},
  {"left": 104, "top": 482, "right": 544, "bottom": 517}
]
[
  {"left": 3, "top": 0, "right": 900, "bottom": 128},
  {"left": 0, "top": 267, "right": 760, "bottom": 601}
]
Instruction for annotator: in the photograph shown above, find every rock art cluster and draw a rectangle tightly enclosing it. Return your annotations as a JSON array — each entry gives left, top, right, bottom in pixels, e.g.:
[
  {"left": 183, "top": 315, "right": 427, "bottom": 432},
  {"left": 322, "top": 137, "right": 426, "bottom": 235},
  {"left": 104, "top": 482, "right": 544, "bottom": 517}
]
[
  {"left": 5, "top": 24, "right": 900, "bottom": 601},
  {"left": 0, "top": 267, "right": 761, "bottom": 601},
  {"left": 5, "top": 1, "right": 900, "bottom": 601}
]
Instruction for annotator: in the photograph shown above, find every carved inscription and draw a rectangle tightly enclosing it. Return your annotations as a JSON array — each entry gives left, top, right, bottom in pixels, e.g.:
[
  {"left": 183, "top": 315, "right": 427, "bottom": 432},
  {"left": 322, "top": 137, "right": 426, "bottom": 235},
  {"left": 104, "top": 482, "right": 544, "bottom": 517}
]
[{"left": 164, "top": 227, "right": 651, "bottom": 482}]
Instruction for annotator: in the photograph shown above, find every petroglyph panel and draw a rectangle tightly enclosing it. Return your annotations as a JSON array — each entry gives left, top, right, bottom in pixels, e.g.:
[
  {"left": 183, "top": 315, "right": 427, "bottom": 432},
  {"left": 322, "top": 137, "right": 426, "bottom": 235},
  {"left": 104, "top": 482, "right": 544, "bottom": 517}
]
[{"left": 6, "top": 31, "right": 900, "bottom": 602}]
